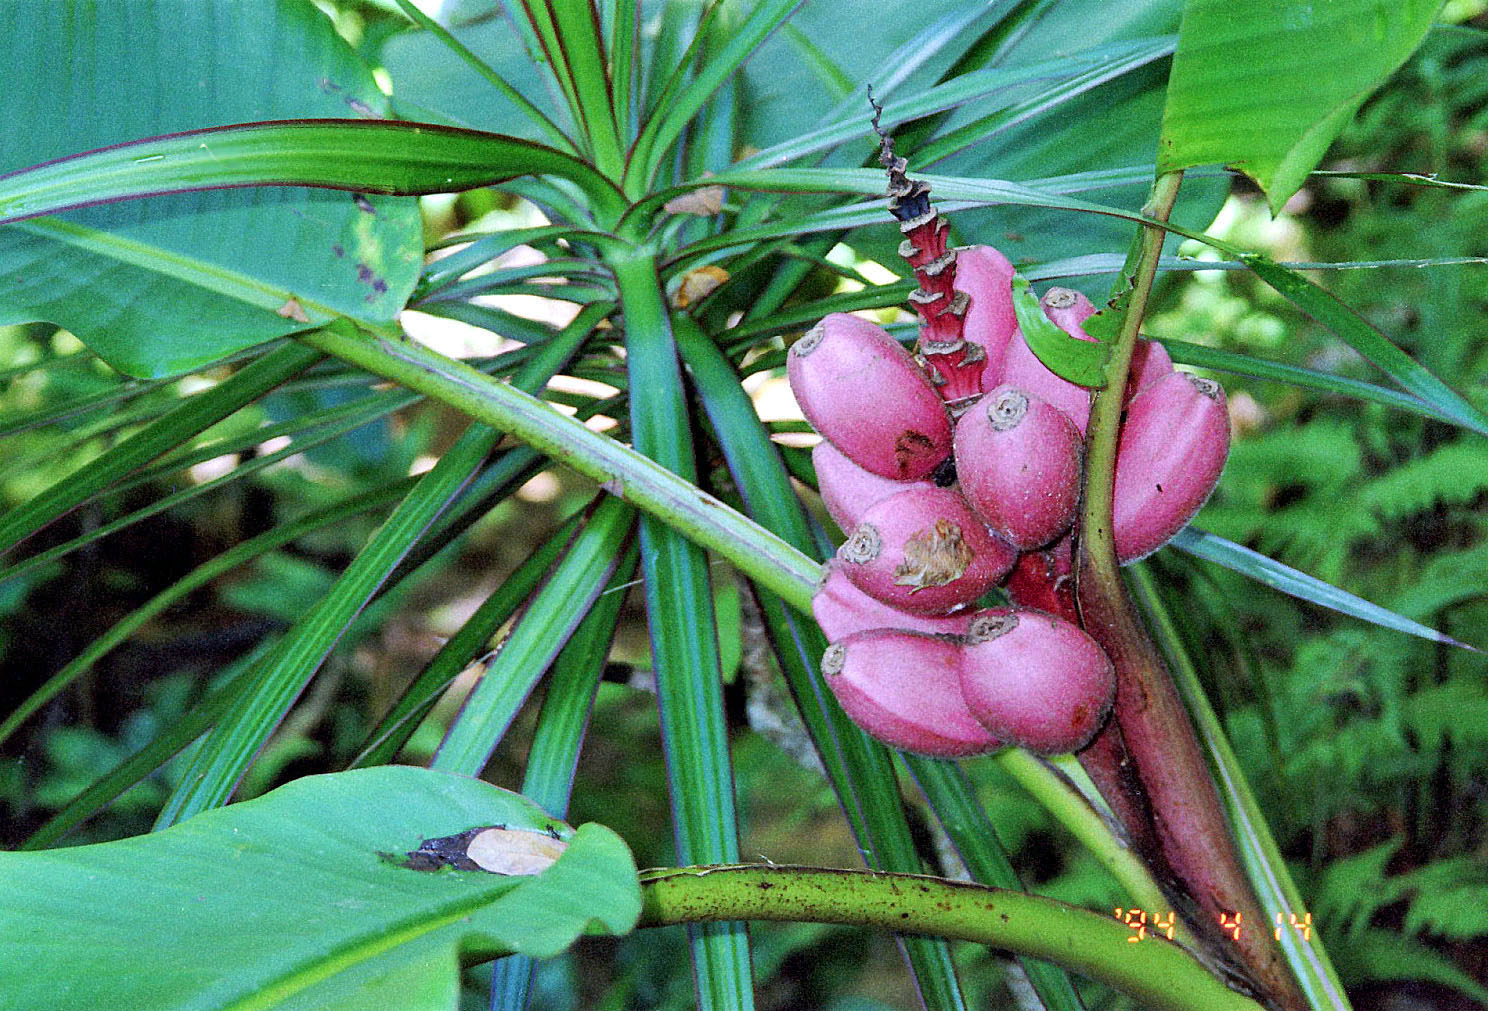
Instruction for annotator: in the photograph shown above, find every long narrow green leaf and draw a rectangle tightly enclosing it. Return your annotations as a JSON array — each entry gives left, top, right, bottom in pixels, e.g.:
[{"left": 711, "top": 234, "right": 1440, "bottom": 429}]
[
  {"left": 674, "top": 315, "right": 966, "bottom": 1011},
  {"left": 523, "top": 550, "right": 639, "bottom": 818},
  {"left": 631, "top": 0, "right": 803, "bottom": 189},
  {"left": 300, "top": 324, "right": 821, "bottom": 611},
  {"left": 1155, "top": 339, "right": 1464, "bottom": 427},
  {"left": 612, "top": 254, "right": 754, "bottom": 1011},
  {"left": 1242, "top": 254, "right": 1488, "bottom": 437},
  {"left": 21, "top": 647, "right": 266, "bottom": 851},
  {"left": 1171, "top": 527, "right": 1476, "bottom": 650},
  {"left": 0, "top": 374, "right": 165, "bottom": 437},
  {"left": 152, "top": 421, "right": 496, "bottom": 827},
  {"left": 432, "top": 497, "right": 634, "bottom": 774},
  {"left": 904, "top": 757, "right": 1087, "bottom": 1011},
  {"left": 488, "top": 544, "right": 639, "bottom": 1011},
  {"left": 389, "top": 0, "right": 576, "bottom": 152},
  {"left": 0, "top": 119, "right": 628, "bottom": 227},
  {"left": 0, "top": 390, "right": 412, "bottom": 589},
  {"left": 349, "top": 508, "right": 582, "bottom": 769},
  {"left": 610, "top": 0, "right": 640, "bottom": 138},
  {"left": 626, "top": 1, "right": 719, "bottom": 188},
  {"left": 1128, "top": 564, "right": 1354, "bottom": 1011},
  {"left": 914, "top": 38, "right": 1175, "bottom": 167},
  {"left": 156, "top": 305, "right": 610, "bottom": 825},
  {"left": 0, "top": 342, "right": 320, "bottom": 559},
  {"left": 545, "top": 1, "right": 626, "bottom": 177}
]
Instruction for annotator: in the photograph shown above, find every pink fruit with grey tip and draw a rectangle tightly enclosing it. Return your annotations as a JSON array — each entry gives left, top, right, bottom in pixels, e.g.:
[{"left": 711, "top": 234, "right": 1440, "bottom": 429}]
[
  {"left": 954, "top": 245, "right": 1019, "bottom": 381},
  {"left": 812, "top": 561, "right": 974, "bottom": 642},
  {"left": 957, "top": 609, "right": 1115, "bottom": 755},
  {"left": 788, "top": 313, "right": 952, "bottom": 480},
  {"left": 1113, "top": 370, "right": 1230, "bottom": 564},
  {"left": 1039, "top": 285, "right": 1097, "bottom": 337},
  {"left": 838, "top": 486, "right": 1017, "bottom": 615},
  {"left": 821, "top": 629, "right": 1003, "bottom": 757},
  {"left": 812, "top": 440, "right": 932, "bottom": 533},
  {"left": 954, "top": 384, "right": 1083, "bottom": 551}
]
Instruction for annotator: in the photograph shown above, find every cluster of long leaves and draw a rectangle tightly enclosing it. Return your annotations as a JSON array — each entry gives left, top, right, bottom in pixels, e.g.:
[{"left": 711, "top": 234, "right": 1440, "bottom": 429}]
[{"left": 1, "top": 0, "right": 1484, "bottom": 1009}]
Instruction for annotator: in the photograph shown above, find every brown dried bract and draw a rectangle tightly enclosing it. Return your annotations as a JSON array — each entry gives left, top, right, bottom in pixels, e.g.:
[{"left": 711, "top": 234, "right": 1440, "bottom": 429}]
[{"left": 893, "top": 519, "right": 973, "bottom": 591}]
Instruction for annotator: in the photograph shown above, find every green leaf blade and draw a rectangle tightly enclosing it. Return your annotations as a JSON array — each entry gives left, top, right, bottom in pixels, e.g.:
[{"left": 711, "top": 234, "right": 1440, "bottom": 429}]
[
  {"left": 0, "top": 0, "right": 426, "bottom": 375},
  {"left": 1158, "top": 0, "right": 1441, "bottom": 212},
  {"left": 2, "top": 768, "right": 640, "bottom": 1011}
]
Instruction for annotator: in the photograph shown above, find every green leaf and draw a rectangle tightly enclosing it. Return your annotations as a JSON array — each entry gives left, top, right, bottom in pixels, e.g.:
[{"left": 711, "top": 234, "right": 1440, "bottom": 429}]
[
  {"left": 1158, "top": 0, "right": 1441, "bottom": 212},
  {"left": 1011, "top": 277, "right": 1110, "bottom": 386},
  {"left": 0, "top": 767, "right": 640, "bottom": 1011},
  {"left": 432, "top": 497, "right": 634, "bottom": 775},
  {"left": 350, "top": 512, "right": 584, "bottom": 770},
  {"left": 1241, "top": 254, "right": 1488, "bottom": 437},
  {"left": 0, "top": 119, "right": 622, "bottom": 235},
  {"left": 612, "top": 257, "right": 755, "bottom": 1011},
  {"left": 1171, "top": 527, "right": 1476, "bottom": 650},
  {"left": 0, "top": 342, "right": 322, "bottom": 560},
  {"left": 0, "top": 0, "right": 423, "bottom": 377}
]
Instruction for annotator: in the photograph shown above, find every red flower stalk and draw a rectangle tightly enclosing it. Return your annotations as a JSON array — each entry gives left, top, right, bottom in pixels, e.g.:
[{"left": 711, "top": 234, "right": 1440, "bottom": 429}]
[{"left": 871, "top": 99, "right": 984, "bottom": 405}]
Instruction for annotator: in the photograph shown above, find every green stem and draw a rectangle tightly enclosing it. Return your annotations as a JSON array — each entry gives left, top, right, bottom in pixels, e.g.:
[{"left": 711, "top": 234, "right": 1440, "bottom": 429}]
[
  {"left": 299, "top": 323, "right": 820, "bottom": 610},
  {"left": 1074, "top": 172, "right": 1307, "bottom": 1011},
  {"left": 638, "top": 865, "right": 1264, "bottom": 1011}
]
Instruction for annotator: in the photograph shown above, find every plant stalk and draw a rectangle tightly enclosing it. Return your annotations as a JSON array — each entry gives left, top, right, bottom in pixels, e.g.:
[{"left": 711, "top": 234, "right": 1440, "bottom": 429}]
[
  {"left": 1073, "top": 171, "right": 1307, "bottom": 1011},
  {"left": 638, "top": 864, "right": 1264, "bottom": 1011}
]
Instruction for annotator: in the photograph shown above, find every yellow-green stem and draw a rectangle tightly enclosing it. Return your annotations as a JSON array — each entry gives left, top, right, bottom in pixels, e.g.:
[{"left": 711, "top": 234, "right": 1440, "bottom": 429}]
[{"left": 638, "top": 865, "right": 1264, "bottom": 1011}]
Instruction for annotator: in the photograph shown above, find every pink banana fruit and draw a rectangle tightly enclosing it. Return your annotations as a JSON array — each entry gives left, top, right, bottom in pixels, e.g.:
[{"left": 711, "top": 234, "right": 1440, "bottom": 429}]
[
  {"left": 789, "top": 313, "right": 951, "bottom": 480},
  {"left": 812, "top": 440, "right": 932, "bottom": 533},
  {"left": 812, "top": 561, "right": 974, "bottom": 642},
  {"left": 954, "top": 384, "right": 1083, "bottom": 551},
  {"left": 1113, "top": 370, "right": 1230, "bottom": 563},
  {"left": 958, "top": 609, "right": 1115, "bottom": 755},
  {"left": 822, "top": 629, "right": 1002, "bottom": 757},
  {"left": 837, "top": 486, "right": 1017, "bottom": 615}
]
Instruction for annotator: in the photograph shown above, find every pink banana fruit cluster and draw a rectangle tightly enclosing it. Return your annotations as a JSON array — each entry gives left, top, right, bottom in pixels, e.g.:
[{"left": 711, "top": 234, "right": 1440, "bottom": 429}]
[{"left": 789, "top": 245, "right": 1230, "bottom": 758}]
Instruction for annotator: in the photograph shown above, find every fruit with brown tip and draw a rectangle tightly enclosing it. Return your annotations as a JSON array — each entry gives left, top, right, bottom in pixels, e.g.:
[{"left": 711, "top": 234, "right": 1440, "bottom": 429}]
[
  {"left": 837, "top": 486, "right": 1017, "bottom": 615},
  {"left": 788, "top": 313, "right": 952, "bottom": 480}
]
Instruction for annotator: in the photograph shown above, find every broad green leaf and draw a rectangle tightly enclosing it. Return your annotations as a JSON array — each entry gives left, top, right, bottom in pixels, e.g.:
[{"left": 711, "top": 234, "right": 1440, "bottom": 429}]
[
  {"left": 0, "top": 0, "right": 423, "bottom": 377},
  {"left": 0, "top": 767, "right": 640, "bottom": 1011},
  {"left": 1158, "top": 0, "right": 1441, "bottom": 212}
]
